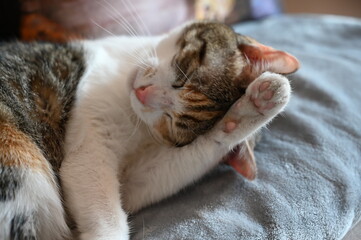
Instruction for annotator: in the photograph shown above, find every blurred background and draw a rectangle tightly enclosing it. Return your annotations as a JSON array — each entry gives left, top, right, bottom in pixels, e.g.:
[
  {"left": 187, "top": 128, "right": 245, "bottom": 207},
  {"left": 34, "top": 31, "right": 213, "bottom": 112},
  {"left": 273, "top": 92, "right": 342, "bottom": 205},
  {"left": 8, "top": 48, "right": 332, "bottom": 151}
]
[
  {"left": 284, "top": 0, "right": 361, "bottom": 18},
  {"left": 1, "top": 0, "right": 361, "bottom": 41}
]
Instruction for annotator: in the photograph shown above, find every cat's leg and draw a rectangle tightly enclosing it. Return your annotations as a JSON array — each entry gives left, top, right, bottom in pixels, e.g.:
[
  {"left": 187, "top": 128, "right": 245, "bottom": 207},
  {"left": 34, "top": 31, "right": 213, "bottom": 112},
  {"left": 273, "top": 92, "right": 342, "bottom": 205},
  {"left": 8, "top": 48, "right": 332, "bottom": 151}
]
[
  {"left": 0, "top": 123, "right": 70, "bottom": 240},
  {"left": 61, "top": 138, "right": 129, "bottom": 240},
  {"left": 122, "top": 72, "right": 290, "bottom": 212}
]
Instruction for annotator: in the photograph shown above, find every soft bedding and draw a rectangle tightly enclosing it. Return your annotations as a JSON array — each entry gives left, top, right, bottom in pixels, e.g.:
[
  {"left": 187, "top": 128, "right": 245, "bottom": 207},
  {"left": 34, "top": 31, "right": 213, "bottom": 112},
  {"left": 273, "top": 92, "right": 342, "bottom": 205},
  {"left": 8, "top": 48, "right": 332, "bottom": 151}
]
[{"left": 130, "top": 15, "right": 361, "bottom": 239}]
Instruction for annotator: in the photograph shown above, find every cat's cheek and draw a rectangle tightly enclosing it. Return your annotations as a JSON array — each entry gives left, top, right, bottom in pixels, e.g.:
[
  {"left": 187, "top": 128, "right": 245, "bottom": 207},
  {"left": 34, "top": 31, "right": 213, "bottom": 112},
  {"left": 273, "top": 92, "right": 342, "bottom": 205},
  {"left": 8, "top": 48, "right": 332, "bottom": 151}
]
[
  {"left": 129, "top": 93, "right": 150, "bottom": 122},
  {"left": 134, "top": 85, "right": 175, "bottom": 111},
  {"left": 130, "top": 92, "right": 165, "bottom": 128}
]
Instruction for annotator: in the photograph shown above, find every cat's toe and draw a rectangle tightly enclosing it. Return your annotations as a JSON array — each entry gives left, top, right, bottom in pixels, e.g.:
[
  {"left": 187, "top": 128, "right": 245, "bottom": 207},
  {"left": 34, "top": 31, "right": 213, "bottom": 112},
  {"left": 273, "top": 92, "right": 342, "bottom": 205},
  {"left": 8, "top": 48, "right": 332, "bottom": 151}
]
[
  {"left": 247, "top": 72, "right": 290, "bottom": 115},
  {"left": 212, "top": 72, "right": 291, "bottom": 143}
]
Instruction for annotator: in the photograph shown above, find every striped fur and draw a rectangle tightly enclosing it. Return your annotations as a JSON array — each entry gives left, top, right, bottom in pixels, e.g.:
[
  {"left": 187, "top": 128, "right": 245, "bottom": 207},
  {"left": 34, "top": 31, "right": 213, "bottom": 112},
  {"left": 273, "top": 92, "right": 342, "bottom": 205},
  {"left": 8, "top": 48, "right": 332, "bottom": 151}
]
[
  {"left": 155, "top": 22, "right": 252, "bottom": 146},
  {"left": 0, "top": 42, "right": 84, "bottom": 240}
]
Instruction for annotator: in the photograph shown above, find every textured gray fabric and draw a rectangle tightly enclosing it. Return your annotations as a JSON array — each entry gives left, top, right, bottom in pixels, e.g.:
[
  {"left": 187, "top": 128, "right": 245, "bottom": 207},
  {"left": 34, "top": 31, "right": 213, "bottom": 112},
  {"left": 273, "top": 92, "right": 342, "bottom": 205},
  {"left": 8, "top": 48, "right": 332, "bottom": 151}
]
[{"left": 131, "top": 15, "right": 361, "bottom": 240}]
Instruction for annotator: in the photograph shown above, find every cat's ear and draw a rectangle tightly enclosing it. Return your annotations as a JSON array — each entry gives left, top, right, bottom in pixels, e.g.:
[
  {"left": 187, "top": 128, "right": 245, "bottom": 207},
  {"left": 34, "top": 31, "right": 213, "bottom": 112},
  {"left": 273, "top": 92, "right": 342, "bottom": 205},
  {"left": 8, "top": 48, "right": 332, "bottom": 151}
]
[
  {"left": 224, "top": 140, "right": 257, "bottom": 180},
  {"left": 238, "top": 35, "right": 300, "bottom": 74}
]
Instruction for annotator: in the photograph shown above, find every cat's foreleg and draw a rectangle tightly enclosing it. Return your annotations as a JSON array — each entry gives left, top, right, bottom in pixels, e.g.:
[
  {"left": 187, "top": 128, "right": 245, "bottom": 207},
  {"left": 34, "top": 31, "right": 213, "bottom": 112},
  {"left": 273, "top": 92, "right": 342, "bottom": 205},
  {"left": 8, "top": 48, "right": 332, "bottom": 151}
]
[
  {"left": 122, "top": 72, "right": 290, "bottom": 212},
  {"left": 61, "top": 140, "right": 129, "bottom": 240},
  {"left": 212, "top": 71, "right": 291, "bottom": 145}
]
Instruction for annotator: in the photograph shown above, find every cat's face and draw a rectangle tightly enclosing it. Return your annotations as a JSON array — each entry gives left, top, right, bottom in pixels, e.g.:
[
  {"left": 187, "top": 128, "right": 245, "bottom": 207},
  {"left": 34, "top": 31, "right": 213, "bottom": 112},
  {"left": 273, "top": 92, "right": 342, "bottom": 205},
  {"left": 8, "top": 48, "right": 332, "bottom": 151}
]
[{"left": 130, "top": 21, "right": 299, "bottom": 146}]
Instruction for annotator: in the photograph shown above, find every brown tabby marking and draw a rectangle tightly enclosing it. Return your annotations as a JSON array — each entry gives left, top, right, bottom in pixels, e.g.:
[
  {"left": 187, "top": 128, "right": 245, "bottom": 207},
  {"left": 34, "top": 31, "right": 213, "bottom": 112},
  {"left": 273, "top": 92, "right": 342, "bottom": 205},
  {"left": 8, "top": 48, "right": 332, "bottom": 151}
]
[
  {"left": 0, "top": 41, "right": 85, "bottom": 239},
  {"left": 161, "top": 22, "right": 251, "bottom": 146},
  {"left": 30, "top": 77, "right": 62, "bottom": 130},
  {"left": 0, "top": 123, "right": 49, "bottom": 172},
  {"left": 0, "top": 42, "right": 85, "bottom": 172}
]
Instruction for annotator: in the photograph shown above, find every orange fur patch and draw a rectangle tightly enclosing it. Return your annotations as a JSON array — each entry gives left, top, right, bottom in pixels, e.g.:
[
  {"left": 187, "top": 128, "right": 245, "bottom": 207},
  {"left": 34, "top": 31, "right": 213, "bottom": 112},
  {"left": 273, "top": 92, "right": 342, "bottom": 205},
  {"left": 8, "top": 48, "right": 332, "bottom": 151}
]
[
  {"left": 154, "top": 116, "right": 172, "bottom": 145},
  {"left": 180, "top": 88, "right": 208, "bottom": 102},
  {"left": 0, "top": 123, "right": 51, "bottom": 174}
]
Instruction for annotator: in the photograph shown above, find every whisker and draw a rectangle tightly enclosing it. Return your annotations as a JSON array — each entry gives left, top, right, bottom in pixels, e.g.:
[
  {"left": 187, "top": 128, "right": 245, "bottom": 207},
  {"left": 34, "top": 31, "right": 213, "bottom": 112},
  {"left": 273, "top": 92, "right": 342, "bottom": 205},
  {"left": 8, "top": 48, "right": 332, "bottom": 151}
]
[
  {"left": 113, "top": 7, "right": 155, "bottom": 60},
  {"left": 124, "top": 50, "right": 151, "bottom": 68},
  {"left": 175, "top": 63, "right": 190, "bottom": 82},
  {"left": 145, "top": 125, "right": 162, "bottom": 145},
  {"left": 122, "top": 0, "right": 150, "bottom": 36},
  {"left": 129, "top": 62, "right": 147, "bottom": 70},
  {"left": 91, "top": 16, "right": 150, "bottom": 67},
  {"left": 100, "top": 0, "right": 154, "bottom": 61},
  {"left": 176, "top": 63, "right": 201, "bottom": 86},
  {"left": 129, "top": 113, "right": 141, "bottom": 139},
  {"left": 91, "top": 19, "right": 116, "bottom": 36},
  {"left": 184, "top": 89, "right": 194, "bottom": 97},
  {"left": 121, "top": 0, "right": 157, "bottom": 59},
  {"left": 102, "top": 0, "right": 139, "bottom": 37}
]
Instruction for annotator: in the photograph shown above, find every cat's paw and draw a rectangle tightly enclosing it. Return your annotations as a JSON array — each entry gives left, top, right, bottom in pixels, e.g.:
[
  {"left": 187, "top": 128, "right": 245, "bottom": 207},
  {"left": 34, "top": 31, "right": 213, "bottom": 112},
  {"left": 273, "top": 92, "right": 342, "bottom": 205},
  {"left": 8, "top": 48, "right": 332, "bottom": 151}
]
[
  {"left": 247, "top": 72, "right": 291, "bottom": 116},
  {"left": 212, "top": 72, "right": 290, "bottom": 145}
]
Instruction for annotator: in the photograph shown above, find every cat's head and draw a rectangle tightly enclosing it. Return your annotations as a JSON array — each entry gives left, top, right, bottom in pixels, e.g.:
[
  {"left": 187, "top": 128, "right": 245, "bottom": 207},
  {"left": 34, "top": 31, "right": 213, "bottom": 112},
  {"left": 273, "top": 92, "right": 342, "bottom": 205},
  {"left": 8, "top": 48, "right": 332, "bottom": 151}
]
[{"left": 130, "top": 21, "right": 299, "bottom": 146}]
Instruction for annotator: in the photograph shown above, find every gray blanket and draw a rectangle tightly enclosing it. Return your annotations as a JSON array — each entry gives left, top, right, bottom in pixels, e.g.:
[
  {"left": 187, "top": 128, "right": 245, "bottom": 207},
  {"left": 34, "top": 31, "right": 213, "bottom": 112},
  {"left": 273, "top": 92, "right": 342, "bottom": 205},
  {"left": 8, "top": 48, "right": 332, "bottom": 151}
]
[{"left": 131, "top": 15, "right": 361, "bottom": 240}]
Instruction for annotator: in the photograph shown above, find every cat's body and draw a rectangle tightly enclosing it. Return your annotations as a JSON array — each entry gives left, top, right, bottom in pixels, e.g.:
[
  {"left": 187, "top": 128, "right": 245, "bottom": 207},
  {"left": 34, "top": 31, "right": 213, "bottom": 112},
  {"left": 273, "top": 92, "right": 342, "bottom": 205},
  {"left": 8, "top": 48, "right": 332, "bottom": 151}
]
[
  {"left": 0, "top": 21, "right": 298, "bottom": 240},
  {"left": 0, "top": 42, "right": 84, "bottom": 240}
]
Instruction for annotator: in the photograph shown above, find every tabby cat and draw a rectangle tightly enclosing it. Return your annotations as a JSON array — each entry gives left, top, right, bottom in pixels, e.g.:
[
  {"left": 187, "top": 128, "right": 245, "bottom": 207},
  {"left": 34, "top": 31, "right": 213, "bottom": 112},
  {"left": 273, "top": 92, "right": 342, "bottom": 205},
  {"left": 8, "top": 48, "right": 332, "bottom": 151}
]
[{"left": 0, "top": 21, "right": 299, "bottom": 240}]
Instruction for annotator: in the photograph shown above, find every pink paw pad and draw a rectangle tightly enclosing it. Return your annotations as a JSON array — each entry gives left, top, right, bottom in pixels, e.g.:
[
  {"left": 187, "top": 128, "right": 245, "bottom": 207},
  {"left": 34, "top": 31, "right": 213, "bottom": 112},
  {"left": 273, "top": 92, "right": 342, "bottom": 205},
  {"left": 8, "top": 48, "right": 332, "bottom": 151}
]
[
  {"left": 224, "top": 121, "right": 237, "bottom": 133},
  {"left": 250, "top": 81, "right": 277, "bottom": 113},
  {"left": 259, "top": 81, "right": 271, "bottom": 92}
]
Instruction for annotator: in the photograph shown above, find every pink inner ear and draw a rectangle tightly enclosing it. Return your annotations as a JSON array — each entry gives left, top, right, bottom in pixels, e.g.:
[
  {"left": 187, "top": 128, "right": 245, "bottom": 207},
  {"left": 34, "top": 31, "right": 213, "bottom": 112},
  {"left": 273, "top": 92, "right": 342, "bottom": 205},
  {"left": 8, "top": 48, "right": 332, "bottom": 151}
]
[
  {"left": 242, "top": 43, "right": 300, "bottom": 74},
  {"left": 223, "top": 142, "right": 257, "bottom": 180}
]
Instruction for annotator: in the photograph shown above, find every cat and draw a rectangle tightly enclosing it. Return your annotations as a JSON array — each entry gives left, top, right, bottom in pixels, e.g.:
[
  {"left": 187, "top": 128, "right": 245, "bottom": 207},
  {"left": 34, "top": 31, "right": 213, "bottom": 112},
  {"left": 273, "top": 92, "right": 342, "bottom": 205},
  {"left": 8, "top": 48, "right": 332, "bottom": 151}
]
[{"left": 0, "top": 21, "right": 299, "bottom": 240}]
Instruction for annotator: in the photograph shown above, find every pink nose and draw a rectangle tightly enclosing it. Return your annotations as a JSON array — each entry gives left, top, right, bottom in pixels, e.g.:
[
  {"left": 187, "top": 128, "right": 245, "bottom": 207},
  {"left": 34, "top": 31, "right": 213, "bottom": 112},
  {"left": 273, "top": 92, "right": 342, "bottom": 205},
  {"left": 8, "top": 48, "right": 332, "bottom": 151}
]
[{"left": 135, "top": 85, "right": 153, "bottom": 105}]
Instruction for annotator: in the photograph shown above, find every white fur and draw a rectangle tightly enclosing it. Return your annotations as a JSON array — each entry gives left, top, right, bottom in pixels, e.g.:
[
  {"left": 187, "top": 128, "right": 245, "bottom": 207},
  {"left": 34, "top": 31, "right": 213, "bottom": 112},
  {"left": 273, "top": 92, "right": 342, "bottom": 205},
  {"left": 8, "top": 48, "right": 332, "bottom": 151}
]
[
  {"left": 0, "top": 168, "right": 70, "bottom": 240},
  {"left": 60, "top": 25, "right": 291, "bottom": 240}
]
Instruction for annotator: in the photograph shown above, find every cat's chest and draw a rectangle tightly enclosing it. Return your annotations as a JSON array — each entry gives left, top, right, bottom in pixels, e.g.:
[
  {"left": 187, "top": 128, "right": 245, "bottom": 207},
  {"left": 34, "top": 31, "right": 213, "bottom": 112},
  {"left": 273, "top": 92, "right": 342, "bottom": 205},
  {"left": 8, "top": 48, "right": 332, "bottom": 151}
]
[
  {"left": 123, "top": 140, "right": 156, "bottom": 164},
  {"left": 119, "top": 137, "right": 162, "bottom": 184}
]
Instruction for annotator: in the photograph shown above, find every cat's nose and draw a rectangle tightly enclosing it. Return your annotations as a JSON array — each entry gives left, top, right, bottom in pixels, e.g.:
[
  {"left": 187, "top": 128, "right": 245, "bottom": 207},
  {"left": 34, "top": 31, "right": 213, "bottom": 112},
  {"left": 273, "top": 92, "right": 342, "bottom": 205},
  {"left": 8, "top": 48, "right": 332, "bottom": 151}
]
[
  {"left": 135, "top": 85, "right": 173, "bottom": 109},
  {"left": 135, "top": 85, "right": 153, "bottom": 105}
]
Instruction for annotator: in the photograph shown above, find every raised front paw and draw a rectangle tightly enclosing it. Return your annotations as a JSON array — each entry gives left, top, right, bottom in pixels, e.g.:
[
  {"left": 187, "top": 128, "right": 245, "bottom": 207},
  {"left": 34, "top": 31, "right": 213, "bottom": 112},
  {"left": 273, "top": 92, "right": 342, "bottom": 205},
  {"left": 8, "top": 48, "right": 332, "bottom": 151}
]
[
  {"left": 212, "top": 72, "right": 291, "bottom": 145},
  {"left": 247, "top": 72, "right": 291, "bottom": 116}
]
